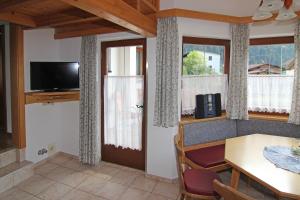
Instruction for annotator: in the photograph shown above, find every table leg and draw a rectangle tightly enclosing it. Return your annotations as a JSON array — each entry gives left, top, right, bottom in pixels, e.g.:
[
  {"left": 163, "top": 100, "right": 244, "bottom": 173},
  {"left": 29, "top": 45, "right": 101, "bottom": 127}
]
[{"left": 230, "top": 168, "right": 240, "bottom": 189}]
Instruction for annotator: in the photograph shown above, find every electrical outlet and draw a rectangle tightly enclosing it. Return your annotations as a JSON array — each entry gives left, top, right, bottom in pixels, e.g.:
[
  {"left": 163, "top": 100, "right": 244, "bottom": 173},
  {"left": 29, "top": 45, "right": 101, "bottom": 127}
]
[
  {"left": 38, "top": 148, "right": 48, "bottom": 156},
  {"left": 48, "top": 144, "right": 55, "bottom": 154},
  {"left": 38, "top": 149, "right": 43, "bottom": 155}
]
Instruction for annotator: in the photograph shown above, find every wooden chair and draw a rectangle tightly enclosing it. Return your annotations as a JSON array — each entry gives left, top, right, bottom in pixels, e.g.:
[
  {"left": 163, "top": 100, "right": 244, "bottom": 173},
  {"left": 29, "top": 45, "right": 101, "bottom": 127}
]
[
  {"left": 213, "top": 180, "right": 255, "bottom": 200},
  {"left": 178, "top": 123, "right": 230, "bottom": 172},
  {"left": 174, "top": 134, "right": 221, "bottom": 200}
]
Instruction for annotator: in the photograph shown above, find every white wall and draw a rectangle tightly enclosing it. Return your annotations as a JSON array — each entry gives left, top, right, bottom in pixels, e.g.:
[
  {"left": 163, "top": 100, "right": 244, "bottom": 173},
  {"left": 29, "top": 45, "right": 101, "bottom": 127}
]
[{"left": 24, "top": 29, "right": 81, "bottom": 162}]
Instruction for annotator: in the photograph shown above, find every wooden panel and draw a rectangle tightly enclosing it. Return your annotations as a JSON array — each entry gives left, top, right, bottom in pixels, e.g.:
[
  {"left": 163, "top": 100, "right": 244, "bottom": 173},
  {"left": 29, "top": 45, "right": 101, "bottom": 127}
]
[
  {"left": 0, "top": 0, "right": 40, "bottom": 12},
  {"left": 250, "top": 36, "right": 294, "bottom": 45},
  {"left": 181, "top": 112, "right": 288, "bottom": 124},
  {"left": 157, "top": 8, "right": 245, "bottom": 24},
  {"left": 25, "top": 91, "right": 80, "bottom": 104},
  {"left": 54, "top": 24, "right": 125, "bottom": 39},
  {"left": 61, "top": 0, "right": 157, "bottom": 37},
  {"left": 180, "top": 113, "right": 227, "bottom": 125},
  {"left": 157, "top": 8, "right": 300, "bottom": 24},
  {"left": 10, "top": 24, "right": 26, "bottom": 149},
  {"left": 249, "top": 113, "right": 288, "bottom": 122},
  {"left": 0, "top": 12, "right": 36, "bottom": 27},
  {"left": 38, "top": 16, "right": 100, "bottom": 27},
  {"left": 16, "top": 0, "right": 73, "bottom": 17}
]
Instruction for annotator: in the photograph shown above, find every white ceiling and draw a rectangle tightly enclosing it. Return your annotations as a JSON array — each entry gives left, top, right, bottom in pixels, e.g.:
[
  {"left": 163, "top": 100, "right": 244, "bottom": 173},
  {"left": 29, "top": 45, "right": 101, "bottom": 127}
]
[{"left": 161, "top": 0, "right": 300, "bottom": 17}]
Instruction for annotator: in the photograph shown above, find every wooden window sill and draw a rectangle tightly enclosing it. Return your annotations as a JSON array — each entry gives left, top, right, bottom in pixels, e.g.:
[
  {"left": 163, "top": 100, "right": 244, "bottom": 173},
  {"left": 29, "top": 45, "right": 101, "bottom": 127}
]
[
  {"left": 180, "top": 112, "right": 288, "bottom": 125},
  {"left": 249, "top": 113, "right": 288, "bottom": 122}
]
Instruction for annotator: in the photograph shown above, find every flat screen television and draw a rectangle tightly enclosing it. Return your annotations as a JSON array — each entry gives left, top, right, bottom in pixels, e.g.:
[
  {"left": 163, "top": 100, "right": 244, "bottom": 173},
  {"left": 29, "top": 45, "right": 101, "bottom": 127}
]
[{"left": 30, "top": 62, "right": 79, "bottom": 91}]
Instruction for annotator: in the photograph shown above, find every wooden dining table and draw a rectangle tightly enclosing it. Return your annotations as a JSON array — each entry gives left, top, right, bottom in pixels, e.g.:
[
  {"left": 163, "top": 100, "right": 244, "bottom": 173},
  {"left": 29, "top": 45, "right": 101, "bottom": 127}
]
[{"left": 225, "top": 134, "right": 300, "bottom": 200}]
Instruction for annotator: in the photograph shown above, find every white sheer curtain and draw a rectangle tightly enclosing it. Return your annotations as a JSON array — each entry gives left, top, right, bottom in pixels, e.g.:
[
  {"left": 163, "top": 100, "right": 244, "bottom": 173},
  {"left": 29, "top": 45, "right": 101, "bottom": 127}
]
[
  {"left": 248, "top": 75, "right": 294, "bottom": 113},
  {"left": 181, "top": 75, "right": 228, "bottom": 115},
  {"left": 104, "top": 76, "right": 144, "bottom": 150}
]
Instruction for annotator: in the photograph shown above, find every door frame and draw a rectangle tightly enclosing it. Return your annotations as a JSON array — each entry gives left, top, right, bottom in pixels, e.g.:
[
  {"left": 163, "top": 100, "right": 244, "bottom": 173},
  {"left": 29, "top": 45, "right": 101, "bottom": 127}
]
[
  {"left": 101, "top": 38, "right": 147, "bottom": 170},
  {"left": 0, "top": 25, "right": 7, "bottom": 134}
]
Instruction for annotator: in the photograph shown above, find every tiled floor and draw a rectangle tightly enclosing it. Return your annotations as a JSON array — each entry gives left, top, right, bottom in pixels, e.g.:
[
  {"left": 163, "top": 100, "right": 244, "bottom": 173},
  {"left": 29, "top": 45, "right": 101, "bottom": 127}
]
[{"left": 0, "top": 154, "right": 282, "bottom": 200}]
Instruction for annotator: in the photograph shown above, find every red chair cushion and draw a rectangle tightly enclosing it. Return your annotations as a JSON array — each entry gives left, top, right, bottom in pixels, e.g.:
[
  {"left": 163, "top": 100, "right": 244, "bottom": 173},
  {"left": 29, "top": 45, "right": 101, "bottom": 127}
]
[
  {"left": 183, "top": 169, "right": 221, "bottom": 196},
  {"left": 185, "top": 144, "right": 225, "bottom": 168}
]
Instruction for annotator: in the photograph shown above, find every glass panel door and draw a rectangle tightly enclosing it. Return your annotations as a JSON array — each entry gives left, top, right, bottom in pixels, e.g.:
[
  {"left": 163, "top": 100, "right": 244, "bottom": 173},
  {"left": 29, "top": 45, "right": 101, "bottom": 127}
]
[{"left": 101, "top": 40, "right": 146, "bottom": 170}]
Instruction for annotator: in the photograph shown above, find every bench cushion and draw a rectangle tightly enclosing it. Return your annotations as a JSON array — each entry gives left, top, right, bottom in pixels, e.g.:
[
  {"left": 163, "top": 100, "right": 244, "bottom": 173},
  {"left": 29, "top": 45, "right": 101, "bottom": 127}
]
[
  {"left": 185, "top": 144, "right": 225, "bottom": 168},
  {"left": 183, "top": 169, "right": 221, "bottom": 196}
]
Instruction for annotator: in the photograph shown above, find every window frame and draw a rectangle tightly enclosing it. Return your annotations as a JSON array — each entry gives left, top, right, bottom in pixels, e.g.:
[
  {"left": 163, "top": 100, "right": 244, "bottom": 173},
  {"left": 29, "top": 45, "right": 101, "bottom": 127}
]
[
  {"left": 181, "top": 37, "right": 231, "bottom": 117},
  {"left": 248, "top": 36, "right": 295, "bottom": 118}
]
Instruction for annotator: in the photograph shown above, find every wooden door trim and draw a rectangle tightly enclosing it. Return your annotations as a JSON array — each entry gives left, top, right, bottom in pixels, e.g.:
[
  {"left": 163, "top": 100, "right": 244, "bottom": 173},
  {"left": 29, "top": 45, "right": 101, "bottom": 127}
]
[
  {"left": 0, "top": 25, "right": 7, "bottom": 134},
  {"left": 101, "top": 38, "right": 147, "bottom": 170},
  {"left": 10, "top": 24, "right": 26, "bottom": 149}
]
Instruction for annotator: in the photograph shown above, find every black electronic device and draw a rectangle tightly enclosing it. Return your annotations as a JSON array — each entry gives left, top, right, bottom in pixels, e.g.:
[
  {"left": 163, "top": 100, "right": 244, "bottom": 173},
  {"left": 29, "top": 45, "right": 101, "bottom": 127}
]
[
  {"left": 30, "top": 62, "right": 79, "bottom": 91},
  {"left": 194, "top": 93, "right": 221, "bottom": 119}
]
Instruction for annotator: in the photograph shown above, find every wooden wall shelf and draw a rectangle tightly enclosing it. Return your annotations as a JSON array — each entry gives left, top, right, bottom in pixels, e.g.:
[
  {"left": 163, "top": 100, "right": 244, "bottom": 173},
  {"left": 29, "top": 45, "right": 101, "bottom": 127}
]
[{"left": 25, "top": 90, "right": 80, "bottom": 104}]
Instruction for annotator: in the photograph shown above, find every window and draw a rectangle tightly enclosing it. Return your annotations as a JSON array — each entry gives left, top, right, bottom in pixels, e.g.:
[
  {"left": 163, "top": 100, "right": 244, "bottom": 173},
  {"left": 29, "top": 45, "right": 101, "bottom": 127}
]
[
  {"left": 248, "top": 36, "right": 295, "bottom": 114},
  {"left": 181, "top": 37, "right": 230, "bottom": 115}
]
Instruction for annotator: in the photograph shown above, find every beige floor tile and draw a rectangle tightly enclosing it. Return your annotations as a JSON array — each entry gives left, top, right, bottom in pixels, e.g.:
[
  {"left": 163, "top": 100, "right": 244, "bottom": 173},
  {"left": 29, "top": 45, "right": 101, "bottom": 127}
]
[
  {"left": 119, "top": 188, "right": 150, "bottom": 200},
  {"left": 61, "top": 189, "right": 105, "bottom": 200},
  {"left": 0, "top": 174, "right": 14, "bottom": 193},
  {"left": 34, "top": 162, "right": 59, "bottom": 176},
  {"left": 109, "top": 170, "right": 139, "bottom": 186},
  {"left": 59, "top": 171, "right": 89, "bottom": 187},
  {"left": 131, "top": 175, "right": 157, "bottom": 192},
  {"left": 95, "top": 165, "right": 120, "bottom": 176},
  {"left": 0, "top": 187, "right": 36, "bottom": 200},
  {"left": 17, "top": 175, "right": 54, "bottom": 195},
  {"left": 119, "top": 165, "right": 145, "bottom": 174},
  {"left": 61, "top": 159, "right": 91, "bottom": 172},
  {"left": 45, "top": 166, "right": 75, "bottom": 182},
  {"left": 147, "top": 193, "right": 173, "bottom": 200},
  {"left": 83, "top": 169, "right": 112, "bottom": 180},
  {"left": 37, "top": 182, "right": 72, "bottom": 200},
  {"left": 48, "top": 154, "right": 72, "bottom": 165},
  {"left": 103, "top": 162, "right": 124, "bottom": 169},
  {"left": 93, "top": 182, "right": 128, "bottom": 200},
  {"left": 76, "top": 176, "right": 109, "bottom": 194},
  {"left": 152, "top": 181, "right": 179, "bottom": 199}
]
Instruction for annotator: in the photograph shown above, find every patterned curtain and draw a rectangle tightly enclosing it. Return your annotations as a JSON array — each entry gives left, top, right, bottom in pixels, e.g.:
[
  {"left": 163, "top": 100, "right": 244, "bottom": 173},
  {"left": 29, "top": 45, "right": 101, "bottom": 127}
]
[
  {"left": 79, "top": 35, "right": 100, "bottom": 165},
  {"left": 154, "top": 17, "right": 179, "bottom": 128},
  {"left": 226, "top": 24, "right": 249, "bottom": 120},
  {"left": 289, "top": 20, "right": 300, "bottom": 125}
]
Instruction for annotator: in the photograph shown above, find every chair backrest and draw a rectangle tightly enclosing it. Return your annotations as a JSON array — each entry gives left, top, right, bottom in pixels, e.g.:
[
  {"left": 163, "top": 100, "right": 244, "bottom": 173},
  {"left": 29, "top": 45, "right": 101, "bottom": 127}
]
[
  {"left": 213, "top": 180, "right": 255, "bottom": 200},
  {"left": 174, "top": 134, "right": 188, "bottom": 193}
]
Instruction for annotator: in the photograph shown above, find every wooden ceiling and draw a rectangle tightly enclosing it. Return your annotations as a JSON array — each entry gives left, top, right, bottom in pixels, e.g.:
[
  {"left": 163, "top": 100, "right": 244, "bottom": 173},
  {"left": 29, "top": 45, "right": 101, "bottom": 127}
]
[{"left": 0, "top": 0, "right": 159, "bottom": 39}]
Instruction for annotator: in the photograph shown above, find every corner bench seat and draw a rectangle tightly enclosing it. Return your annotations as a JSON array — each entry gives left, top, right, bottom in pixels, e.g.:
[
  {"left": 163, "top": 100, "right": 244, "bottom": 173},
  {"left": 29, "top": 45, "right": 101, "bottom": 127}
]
[{"left": 185, "top": 144, "right": 226, "bottom": 168}]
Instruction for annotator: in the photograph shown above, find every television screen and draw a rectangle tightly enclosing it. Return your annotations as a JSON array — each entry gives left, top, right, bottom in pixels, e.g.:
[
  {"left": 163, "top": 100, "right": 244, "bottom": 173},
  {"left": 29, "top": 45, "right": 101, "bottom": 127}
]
[{"left": 30, "top": 62, "right": 79, "bottom": 91}]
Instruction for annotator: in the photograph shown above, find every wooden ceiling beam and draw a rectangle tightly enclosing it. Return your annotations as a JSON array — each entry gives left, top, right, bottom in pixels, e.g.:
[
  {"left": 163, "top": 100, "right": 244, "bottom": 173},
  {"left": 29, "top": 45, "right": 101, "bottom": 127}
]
[
  {"left": 37, "top": 16, "right": 100, "bottom": 27},
  {"left": 157, "top": 8, "right": 300, "bottom": 24},
  {"left": 0, "top": 12, "right": 36, "bottom": 27},
  {"left": 54, "top": 26, "right": 126, "bottom": 39},
  {"left": 60, "top": 0, "right": 157, "bottom": 37},
  {"left": 0, "top": 0, "right": 40, "bottom": 12},
  {"left": 157, "top": 9, "right": 245, "bottom": 24}
]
